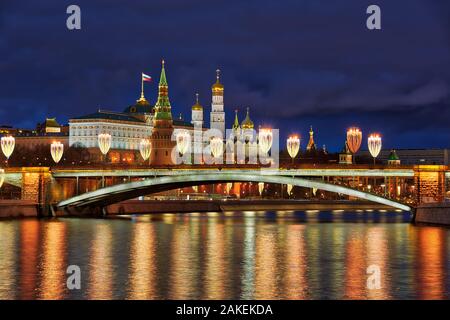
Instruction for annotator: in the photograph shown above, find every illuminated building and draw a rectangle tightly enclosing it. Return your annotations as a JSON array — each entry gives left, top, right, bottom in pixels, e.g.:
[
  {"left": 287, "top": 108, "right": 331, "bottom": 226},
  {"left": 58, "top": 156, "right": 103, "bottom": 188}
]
[
  {"left": 339, "top": 141, "right": 353, "bottom": 165},
  {"left": 388, "top": 149, "right": 401, "bottom": 166},
  {"left": 306, "top": 126, "right": 317, "bottom": 151},
  {"left": 210, "top": 69, "right": 225, "bottom": 138}
]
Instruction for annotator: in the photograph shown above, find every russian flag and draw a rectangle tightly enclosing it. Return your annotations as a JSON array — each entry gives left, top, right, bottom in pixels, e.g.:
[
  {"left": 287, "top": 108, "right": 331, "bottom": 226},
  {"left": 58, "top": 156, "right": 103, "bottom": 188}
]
[{"left": 142, "top": 73, "right": 152, "bottom": 82}]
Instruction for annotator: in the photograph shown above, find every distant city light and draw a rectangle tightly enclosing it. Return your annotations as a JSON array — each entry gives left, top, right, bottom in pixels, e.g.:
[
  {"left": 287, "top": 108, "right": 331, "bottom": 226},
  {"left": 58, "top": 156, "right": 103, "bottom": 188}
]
[
  {"left": 1, "top": 136, "right": 15, "bottom": 160},
  {"left": 176, "top": 130, "right": 191, "bottom": 156},
  {"left": 98, "top": 133, "right": 112, "bottom": 156},
  {"left": 368, "top": 133, "right": 382, "bottom": 163},
  {"left": 258, "top": 128, "right": 273, "bottom": 154},
  {"left": 346, "top": 127, "right": 362, "bottom": 154},
  {"left": 139, "top": 139, "right": 152, "bottom": 161},
  {"left": 50, "top": 141, "right": 64, "bottom": 164},
  {"left": 287, "top": 135, "right": 300, "bottom": 160},
  {"left": 258, "top": 182, "right": 264, "bottom": 195},
  {"left": 210, "top": 137, "right": 223, "bottom": 159}
]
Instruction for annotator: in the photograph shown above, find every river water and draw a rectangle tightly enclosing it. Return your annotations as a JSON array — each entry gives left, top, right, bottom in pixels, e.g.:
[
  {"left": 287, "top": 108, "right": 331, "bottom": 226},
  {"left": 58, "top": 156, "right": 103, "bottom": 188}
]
[{"left": 0, "top": 210, "right": 449, "bottom": 300}]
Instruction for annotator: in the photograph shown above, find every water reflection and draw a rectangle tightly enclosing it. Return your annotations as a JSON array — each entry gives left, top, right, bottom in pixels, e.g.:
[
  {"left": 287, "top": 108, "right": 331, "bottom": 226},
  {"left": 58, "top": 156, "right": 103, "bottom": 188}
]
[{"left": 0, "top": 211, "right": 449, "bottom": 299}]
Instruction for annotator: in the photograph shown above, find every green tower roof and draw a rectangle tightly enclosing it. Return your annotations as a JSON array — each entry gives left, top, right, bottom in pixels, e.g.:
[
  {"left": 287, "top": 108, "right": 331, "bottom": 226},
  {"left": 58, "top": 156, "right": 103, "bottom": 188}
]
[{"left": 154, "top": 60, "right": 172, "bottom": 121}]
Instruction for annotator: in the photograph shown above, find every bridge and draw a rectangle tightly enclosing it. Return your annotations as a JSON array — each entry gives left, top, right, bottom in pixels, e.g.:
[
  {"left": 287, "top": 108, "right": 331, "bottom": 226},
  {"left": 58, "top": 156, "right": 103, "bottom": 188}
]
[{"left": 1, "top": 164, "right": 448, "bottom": 216}]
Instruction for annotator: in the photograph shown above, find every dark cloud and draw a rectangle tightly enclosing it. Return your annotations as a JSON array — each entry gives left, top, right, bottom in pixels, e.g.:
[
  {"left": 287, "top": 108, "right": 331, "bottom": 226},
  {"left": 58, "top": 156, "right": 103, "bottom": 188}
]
[{"left": 0, "top": 0, "right": 449, "bottom": 150}]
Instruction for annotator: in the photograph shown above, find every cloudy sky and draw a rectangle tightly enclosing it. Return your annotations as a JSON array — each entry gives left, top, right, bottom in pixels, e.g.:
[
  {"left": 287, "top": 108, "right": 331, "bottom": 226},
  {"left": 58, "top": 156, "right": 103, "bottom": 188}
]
[{"left": 1, "top": 0, "right": 449, "bottom": 151}]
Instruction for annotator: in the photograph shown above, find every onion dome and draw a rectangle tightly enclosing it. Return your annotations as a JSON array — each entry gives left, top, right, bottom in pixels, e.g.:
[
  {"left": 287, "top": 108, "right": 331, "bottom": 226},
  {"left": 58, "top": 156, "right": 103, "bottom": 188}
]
[
  {"left": 232, "top": 109, "right": 240, "bottom": 130},
  {"left": 211, "top": 69, "right": 224, "bottom": 93},
  {"left": 192, "top": 93, "right": 203, "bottom": 111},
  {"left": 241, "top": 107, "right": 254, "bottom": 129}
]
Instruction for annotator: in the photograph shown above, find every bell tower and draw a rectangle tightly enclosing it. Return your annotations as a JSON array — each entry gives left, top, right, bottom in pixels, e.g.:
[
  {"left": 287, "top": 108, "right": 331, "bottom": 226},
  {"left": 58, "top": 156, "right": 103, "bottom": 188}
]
[{"left": 210, "top": 69, "right": 225, "bottom": 138}]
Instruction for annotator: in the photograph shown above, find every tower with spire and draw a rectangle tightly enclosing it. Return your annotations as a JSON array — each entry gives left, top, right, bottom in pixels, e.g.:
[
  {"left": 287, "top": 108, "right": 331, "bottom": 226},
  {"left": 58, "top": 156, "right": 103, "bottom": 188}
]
[
  {"left": 191, "top": 93, "right": 204, "bottom": 164},
  {"left": 210, "top": 69, "right": 225, "bottom": 138},
  {"left": 150, "top": 60, "right": 176, "bottom": 165},
  {"left": 306, "top": 126, "right": 317, "bottom": 151}
]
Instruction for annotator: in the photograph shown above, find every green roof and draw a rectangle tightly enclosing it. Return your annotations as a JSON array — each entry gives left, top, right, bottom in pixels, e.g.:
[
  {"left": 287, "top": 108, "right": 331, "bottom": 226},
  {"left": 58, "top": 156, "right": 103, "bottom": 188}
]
[
  {"left": 72, "top": 110, "right": 145, "bottom": 123},
  {"left": 388, "top": 150, "right": 400, "bottom": 160}
]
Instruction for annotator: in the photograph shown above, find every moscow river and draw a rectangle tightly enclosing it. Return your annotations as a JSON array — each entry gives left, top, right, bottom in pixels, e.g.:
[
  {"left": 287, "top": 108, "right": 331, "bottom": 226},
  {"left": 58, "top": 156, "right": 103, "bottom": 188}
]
[{"left": 0, "top": 211, "right": 449, "bottom": 300}]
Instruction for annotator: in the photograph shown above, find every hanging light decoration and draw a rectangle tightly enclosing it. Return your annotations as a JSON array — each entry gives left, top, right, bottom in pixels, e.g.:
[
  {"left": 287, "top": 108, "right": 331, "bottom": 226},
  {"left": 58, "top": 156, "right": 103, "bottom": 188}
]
[
  {"left": 258, "top": 128, "right": 273, "bottom": 154},
  {"left": 0, "top": 168, "right": 4, "bottom": 188},
  {"left": 287, "top": 135, "right": 300, "bottom": 161},
  {"left": 176, "top": 130, "right": 191, "bottom": 156},
  {"left": 1, "top": 136, "right": 15, "bottom": 160},
  {"left": 287, "top": 184, "right": 293, "bottom": 195},
  {"left": 50, "top": 141, "right": 64, "bottom": 164},
  {"left": 346, "top": 127, "right": 362, "bottom": 154},
  {"left": 226, "top": 183, "right": 233, "bottom": 194},
  {"left": 210, "top": 137, "right": 223, "bottom": 159},
  {"left": 258, "top": 182, "right": 264, "bottom": 195},
  {"left": 368, "top": 133, "right": 382, "bottom": 164},
  {"left": 98, "top": 133, "right": 112, "bottom": 156},
  {"left": 139, "top": 139, "right": 152, "bottom": 161}
]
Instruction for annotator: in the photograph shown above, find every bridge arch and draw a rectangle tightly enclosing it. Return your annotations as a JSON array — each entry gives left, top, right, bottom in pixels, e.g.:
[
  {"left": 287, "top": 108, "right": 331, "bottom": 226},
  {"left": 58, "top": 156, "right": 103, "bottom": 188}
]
[{"left": 57, "top": 173, "right": 411, "bottom": 211}]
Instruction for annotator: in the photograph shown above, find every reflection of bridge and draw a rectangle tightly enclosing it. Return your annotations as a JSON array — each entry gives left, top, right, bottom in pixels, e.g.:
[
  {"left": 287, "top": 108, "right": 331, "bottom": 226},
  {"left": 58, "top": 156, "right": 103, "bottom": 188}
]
[{"left": 2, "top": 164, "right": 448, "bottom": 216}]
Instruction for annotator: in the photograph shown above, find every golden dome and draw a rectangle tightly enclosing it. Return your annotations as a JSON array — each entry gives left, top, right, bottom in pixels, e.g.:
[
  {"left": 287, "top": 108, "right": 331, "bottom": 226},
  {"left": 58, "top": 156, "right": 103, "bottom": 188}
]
[
  {"left": 211, "top": 69, "right": 224, "bottom": 91},
  {"left": 192, "top": 93, "right": 203, "bottom": 111},
  {"left": 241, "top": 107, "right": 254, "bottom": 129}
]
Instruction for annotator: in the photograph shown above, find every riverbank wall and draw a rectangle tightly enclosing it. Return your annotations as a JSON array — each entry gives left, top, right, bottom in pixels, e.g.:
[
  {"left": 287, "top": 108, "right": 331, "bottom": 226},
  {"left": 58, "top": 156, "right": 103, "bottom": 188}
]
[{"left": 414, "top": 203, "right": 450, "bottom": 226}]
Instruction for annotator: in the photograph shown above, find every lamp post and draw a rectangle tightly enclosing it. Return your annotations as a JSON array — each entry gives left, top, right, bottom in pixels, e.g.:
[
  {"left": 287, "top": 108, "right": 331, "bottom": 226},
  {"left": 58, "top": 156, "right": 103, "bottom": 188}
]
[
  {"left": 50, "top": 141, "right": 64, "bottom": 164},
  {"left": 368, "top": 134, "right": 382, "bottom": 165},
  {"left": 346, "top": 127, "right": 362, "bottom": 163},
  {"left": 1, "top": 136, "right": 15, "bottom": 166},
  {"left": 287, "top": 135, "right": 300, "bottom": 165},
  {"left": 139, "top": 139, "right": 152, "bottom": 165},
  {"left": 98, "top": 133, "right": 111, "bottom": 187},
  {"left": 258, "top": 182, "right": 264, "bottom": 197},
  {"left": 258, "top": 128, "right": 273, "bottom": 154},
  {"left": 176, "top": 130, "right": 191, "bottom": 164}
]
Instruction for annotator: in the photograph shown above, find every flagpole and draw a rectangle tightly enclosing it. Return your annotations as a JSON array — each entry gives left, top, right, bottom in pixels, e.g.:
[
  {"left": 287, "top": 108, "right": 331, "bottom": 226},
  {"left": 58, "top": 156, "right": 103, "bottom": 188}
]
[{"left": 140, "top": 73, "right": 144, "bottom": 100}]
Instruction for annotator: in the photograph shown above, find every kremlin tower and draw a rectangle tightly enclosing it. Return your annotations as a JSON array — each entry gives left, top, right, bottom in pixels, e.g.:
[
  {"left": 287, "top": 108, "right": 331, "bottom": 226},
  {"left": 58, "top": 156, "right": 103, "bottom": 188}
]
[
  {"left": 150, "top": 60, "right": 176, "bottom": 165},
  {"left": 306, "top": 126, "right": 317, "bottom": 151},
  {"left": 191, "top": 93, "right": 204, "bottom": 164},
  {"left": 210, "top": 69, "right": 225, "bottom": 138}
]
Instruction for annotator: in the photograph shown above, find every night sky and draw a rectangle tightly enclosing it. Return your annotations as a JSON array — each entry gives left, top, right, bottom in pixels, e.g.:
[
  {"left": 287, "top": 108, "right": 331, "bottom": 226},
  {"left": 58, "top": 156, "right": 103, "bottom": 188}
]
[{"left": 1, "top": 0, "right": 449, "bottom": 151}]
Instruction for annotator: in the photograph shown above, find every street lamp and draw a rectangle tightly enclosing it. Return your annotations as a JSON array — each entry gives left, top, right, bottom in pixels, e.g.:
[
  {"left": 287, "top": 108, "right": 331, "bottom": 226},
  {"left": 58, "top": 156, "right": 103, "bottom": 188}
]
[
  {"left": 258, "top": 128, "right": 273, "bottom": 154},
  {"left": 139, "top": 139, "right": 152, "bottom": 164},
  {"left": 258, "top": 182, "right": 264, "bottom": 196},
  {"left": 346, "top": 127, "right": 362, "bottom": 163},
  {"left": 50, "top": 141, "right": 64, "bottom": 164},
  {"left": 176, "top": 130, "right": 191, "bottom": 157},
  {"left": 226, "top": 183, "right": 233, "bottom": 195},
  {"left": 210, "top": 137, "right": 223, "bottom": 160},
  {"left": 368, "top": 133, "right": 382, "bottom": 165},
  {"left": 98, "top": 133, "right": 111, "bottom": 187},
  {"left": 1, "top": 136, "right": 15, "bottom": 165},
  {"left": 287, "top": 135, "right": 300, "bottom": 164}
]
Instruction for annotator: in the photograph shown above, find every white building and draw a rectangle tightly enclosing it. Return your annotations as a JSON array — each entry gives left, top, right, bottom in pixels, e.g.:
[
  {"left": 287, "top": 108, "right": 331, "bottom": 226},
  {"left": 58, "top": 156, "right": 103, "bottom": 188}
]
[{"left": 210, "top": 69, "right": 225, "bottom": 138}]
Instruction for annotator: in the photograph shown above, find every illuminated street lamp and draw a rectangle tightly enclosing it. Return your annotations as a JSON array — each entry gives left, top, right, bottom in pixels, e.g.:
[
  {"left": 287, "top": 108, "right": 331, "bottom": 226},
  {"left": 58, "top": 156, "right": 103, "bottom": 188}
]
[
  {"left": 1, "top": 136, "right": 15, "bottom": 165},
  {"left": 226, "top": 183, "right": 233, "bottom": 194},
  {"left": 258, "top": 182, "right": 264, "bottom": 195},
  {"left": 258, "top": 128, "right": 273, "bottom": 154},
  {"left": 176, "top": 130, "right": 191, "bottom": 157},
  {"left": 287, "top": 135, "right": 300, "bottom": 164},
  {"left": 287, "top": 184, "right": 293, "bottom": 196},
  {"left": 139, "top": 139, "right": 152, "bottom": 163},
  {"left": 98, "top": 133, "right": 111, "bottom": 188},
  {"left": 346, "top": 127, "right": 362, "bottom": 154},
  {"left": 0, "top": 168, "right": 4, "bottom": 188},
  {"left": 210, "top": 137, "right": 223, "bottom": 160},
  {"left": 368, "top": 133, "right": 382, "bottom": 165},
  {"left": 50, "top": 141, "right": 64, "bottom": 164},
  {"left": 98, "top": 133, "right": 112, "bottom": 156}
]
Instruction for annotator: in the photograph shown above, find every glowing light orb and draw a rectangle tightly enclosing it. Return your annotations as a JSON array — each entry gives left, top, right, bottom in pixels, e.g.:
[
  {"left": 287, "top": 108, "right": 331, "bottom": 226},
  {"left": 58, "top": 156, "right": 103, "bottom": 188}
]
[
  {"left": 139, "top": 139, "right": 152, "bottom": 161},
  {"left": 368, "top": 134, "right": 382, "bottom": 159},
  {"left": 258, "top": 128, "right": 273, "bottom": 154},
  {"left": 1, "top": 136, "right": 15, "bottom": 159},
  {"left": 192, "top": 185, "right": 198, "bottom": 193},
  {"left": 176, "top": 130, "right": 191, "bottom": 156},
  {"left": 226, "top": 183, "right": 233, "bottom": 194},
  {"left": 0, "top": 168, "right": 4, "bottom": 188},
  {"left": 287, "top": 135, "right": 300, "bottom": 159},
  {"left": 50, "top": 141, "right": 64, "bottom": 164},
  {"left": 287, "top": 184, "right": 293, "bottom": 195},
  {"left": 98, "top": 133, "right": 112, "bottom": 155},
  {"left": 346, "top": 127, "right": 362, "bottom": 154},
  {"left": 210, "top": 137, "right": 223, "bottom": 159}
]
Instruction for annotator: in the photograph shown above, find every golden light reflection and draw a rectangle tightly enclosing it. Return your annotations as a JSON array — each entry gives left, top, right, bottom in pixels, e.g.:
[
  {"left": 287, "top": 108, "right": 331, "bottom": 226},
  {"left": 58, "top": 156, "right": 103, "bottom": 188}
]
[
  {"left": 416, "top": 227, "right": 446, "bottom": 299},
  {"left": 344, "top": 231, "right": 365, "bottom": 299},
  {"left": 0, "top": 223, "right": 17, "bottom": 299},
  {"left": 366, "top": 227, "right": 390, "bottom": 299},
  {"left": 254, "top": 228, "right": 277, "bottom": 299},
  {"left": 39, "top": 221, "right": 67, "bottom": 300},
  {"left": 203, "top": 218, "right": 226, "bottom": 299},
  {"left": 284, "top": 225, "right": 307, "bottom": 299},
  {"left": 169, "top": 225, "right": 194, "bottom": 299},
  {"left": 19, "top": 220, "right": 40, "bottom": 300},
  {"left": 88, "top": 223, "right": 113, "bottom": 300},
  {"left": 128, "top": 222, "right": 156, "bottom": 299}
]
